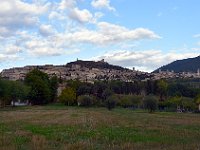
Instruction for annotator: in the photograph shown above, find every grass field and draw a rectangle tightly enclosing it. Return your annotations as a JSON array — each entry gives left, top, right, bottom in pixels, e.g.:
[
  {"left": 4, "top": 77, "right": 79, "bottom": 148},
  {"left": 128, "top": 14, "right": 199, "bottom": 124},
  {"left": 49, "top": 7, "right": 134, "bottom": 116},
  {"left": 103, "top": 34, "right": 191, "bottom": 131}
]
[{"left": 0, "top": 105, "right": 200, "bottom": 150}]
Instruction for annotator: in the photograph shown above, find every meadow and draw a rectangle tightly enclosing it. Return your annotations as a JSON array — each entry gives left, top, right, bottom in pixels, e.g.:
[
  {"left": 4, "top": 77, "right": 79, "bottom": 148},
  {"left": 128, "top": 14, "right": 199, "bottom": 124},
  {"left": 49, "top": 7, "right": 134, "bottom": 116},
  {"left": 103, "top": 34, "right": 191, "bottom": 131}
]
[{"left": 0, "top": 105, "right": 200, "bottom": 150}]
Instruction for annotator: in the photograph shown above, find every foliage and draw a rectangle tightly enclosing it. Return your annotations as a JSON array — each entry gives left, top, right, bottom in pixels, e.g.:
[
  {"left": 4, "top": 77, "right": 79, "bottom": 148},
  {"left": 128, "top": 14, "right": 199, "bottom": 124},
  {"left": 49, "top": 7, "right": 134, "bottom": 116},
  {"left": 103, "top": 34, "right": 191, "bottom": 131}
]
[
  {"left": 143, "top": 95, "right": 158, "bottom": 113},
  {"left": 168, "top": 83, "right": 197, "bottom": 98},
  {"left": 77, "top": 95, "right": 96, "bottom": 107},
  {"left": 93, "top": 81, "right": 107, "bottom": 99},
  {"left": 157, "top": 79, "right": 168, "bottom": 101},
  {"left": 0, "top": 79, "right": 30, "bottom": 107},
  {"left": 102, "top": 88, "right": 113, "bottom": 100},
  {"left": 10, "top": 81, "right": 30, "bottom": 106},
  {"left": 25, "top": 69, "right": 52, "bottom": 105},
  {"left": 77, "top": 83, "right": 93, "bottom": 96},
  {"left": 58, "top": 87, "right": 76, "bottom": 106},
  {"left": 180, "top": 97, "right": 195, "bottom": 111},
  {"left": 105, "top": 95, "right": 118, "bottom": 110},
  {"left": 49, "top": 76, "right": 59, "bottom": 102},
  {"left": 119, "top": 95, "right": 132, "bottom": 108},
  {"left": 0, "top": 79, "right": 11, "bottom": 107},
  {"left": 195, "top": 95, "right": 200, "bottom": 111}
]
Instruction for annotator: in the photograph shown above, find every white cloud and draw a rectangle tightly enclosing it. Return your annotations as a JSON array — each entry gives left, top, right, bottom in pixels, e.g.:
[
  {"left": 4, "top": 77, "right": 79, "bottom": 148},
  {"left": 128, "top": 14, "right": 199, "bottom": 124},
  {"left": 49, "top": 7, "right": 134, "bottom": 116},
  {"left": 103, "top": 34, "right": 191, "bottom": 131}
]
[
  {"left": 59, "top": 22, "right": 160, "bottom": 45},
  {"left": 91, "top": 0, "right": 115, "bottom": 11},
  {"left": 0, "top": 53, "right": 19, "bottom": 63},
  {"left": 0, "top": 0, "right": 50, "bottom": 37},
  {"left": 5, "top": 45, "right": 22, "bottom": 55},
  {"left": 49, "top": 11, "right": 65, "bottom": 20},
  {"left": 98, "top": 22, "right": 161, "bottom": 40},
  {"left": 69, "top": 7, "right": 94, "bottom": 23},
  {"left": 24, "top": 35, "right": 79, "bottom": 57},
  {"left": 94, "top": 12, "right": 104, "bottom": 19},
  {"left": 92, "top": 50, "right": 199, "bottom": 72},
  {"left": 39, "top": 24, "right": 56, "bottom": 36},
  {"left": 0, "top": 27, "right": 14, "bottom": 37},
  {"left": 25, "top": 38, "right": 62, "bottom": 57},
  {"left": 59, "top": 0, "right": 76, "bottom": 10}
]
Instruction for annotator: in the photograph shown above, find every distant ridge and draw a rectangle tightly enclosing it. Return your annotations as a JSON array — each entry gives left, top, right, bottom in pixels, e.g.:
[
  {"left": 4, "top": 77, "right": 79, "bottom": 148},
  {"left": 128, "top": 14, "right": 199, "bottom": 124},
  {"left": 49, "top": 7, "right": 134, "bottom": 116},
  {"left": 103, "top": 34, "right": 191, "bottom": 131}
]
[
  {"left": 0, "top": 59, "right": 137, "bottom": 81},
  {"left": 66, "top": 59, "right": 128, "bottom": 71},
  {"left": 153, "top": 55, "right": 200, "bottom": 73}
]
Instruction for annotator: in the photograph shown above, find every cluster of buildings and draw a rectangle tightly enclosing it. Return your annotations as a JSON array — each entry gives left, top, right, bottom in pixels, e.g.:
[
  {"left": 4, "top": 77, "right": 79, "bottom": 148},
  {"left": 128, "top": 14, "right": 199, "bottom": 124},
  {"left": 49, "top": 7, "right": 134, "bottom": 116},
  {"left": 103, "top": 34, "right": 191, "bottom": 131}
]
[
  {"left": 1, "top": 60, "right": 200, "bottom": 82},
  {"left": 0, "top": 61, "right": 144, "bottom": 82},
  {"left": 151, "top": 69, "right": 200, "bottom": 80}
]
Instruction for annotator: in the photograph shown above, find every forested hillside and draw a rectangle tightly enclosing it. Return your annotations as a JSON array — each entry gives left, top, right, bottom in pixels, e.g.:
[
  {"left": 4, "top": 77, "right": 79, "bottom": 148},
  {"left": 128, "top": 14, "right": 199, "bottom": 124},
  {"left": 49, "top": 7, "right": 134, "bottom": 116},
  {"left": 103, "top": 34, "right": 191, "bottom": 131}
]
[{"left": 153, "top": 55, "right": 200, "bottom": 73}]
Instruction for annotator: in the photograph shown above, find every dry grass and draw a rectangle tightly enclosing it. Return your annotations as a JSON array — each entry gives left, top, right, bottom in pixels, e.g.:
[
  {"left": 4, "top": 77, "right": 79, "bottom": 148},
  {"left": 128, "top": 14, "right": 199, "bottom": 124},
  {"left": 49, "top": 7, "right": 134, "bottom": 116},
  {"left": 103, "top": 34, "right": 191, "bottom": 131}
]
[
  {"left": 31, "top": 135, "right": 48, "bottom": 150},
  {"left": 0, "top": 106, "right": 200, "bottom": 150}
]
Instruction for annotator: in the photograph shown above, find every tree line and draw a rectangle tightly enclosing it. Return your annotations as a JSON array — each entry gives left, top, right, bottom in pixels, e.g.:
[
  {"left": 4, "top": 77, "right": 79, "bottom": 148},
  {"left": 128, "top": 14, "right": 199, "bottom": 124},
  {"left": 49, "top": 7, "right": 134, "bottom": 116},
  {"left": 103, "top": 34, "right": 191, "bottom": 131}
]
[{"left": 0, "top": 69, "right": 200, "bottom": 112}]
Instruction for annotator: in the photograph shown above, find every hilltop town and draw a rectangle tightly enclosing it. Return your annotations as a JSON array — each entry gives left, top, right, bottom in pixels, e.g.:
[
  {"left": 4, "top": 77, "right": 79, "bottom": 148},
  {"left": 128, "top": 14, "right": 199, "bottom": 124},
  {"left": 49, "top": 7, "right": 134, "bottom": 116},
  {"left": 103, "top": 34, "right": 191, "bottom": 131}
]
[{"left": 0, "top": 60, "right": 200, "bottom": 82}]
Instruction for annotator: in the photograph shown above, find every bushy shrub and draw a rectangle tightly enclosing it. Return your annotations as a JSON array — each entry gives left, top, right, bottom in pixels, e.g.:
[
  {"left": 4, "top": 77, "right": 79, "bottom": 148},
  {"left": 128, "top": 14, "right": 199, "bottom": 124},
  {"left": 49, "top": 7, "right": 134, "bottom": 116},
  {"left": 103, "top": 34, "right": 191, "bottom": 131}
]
[
  {"left": 102, "top": 88, "right": 113, "bottom": 100},
  {"left": 77, "top": 95, "right": 96, "bottom": 107},
  {"left": 119, "top": 95, "right": 132, "bottom": 108},
  {"left": 118, "top": 95, "right": 142, "bottom": 108},
  {"left": 129, "top": 95, "right": 143, "bottom": 108},
  {"left": 105, "top": 95, "right": 118, "bottom": 110},
  {"left": 58, "top": 87, "right": 76, "bottom": 106},
  {"left": 181, "top": 97, "right": 195, "bottom": 111},
  {"left": 143, "top": 95, "right": 158, "bottom": 113},
  {"left": 165, "top": 96, "right": 196, "bottom": 112}
]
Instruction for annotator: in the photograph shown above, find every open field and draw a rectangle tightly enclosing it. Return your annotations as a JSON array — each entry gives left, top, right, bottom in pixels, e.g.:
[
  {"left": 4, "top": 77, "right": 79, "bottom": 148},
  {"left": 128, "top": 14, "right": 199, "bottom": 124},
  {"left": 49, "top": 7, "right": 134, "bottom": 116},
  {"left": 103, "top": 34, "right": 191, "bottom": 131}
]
[{"left": 0, "top": 105, "right": 200, "bottom": 150}]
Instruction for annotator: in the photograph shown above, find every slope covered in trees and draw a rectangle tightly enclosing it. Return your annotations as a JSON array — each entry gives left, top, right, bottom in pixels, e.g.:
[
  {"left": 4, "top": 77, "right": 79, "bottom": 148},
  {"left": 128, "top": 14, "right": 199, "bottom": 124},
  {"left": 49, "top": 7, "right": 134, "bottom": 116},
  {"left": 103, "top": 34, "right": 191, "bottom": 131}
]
[{"left": 153, "top": 55, "right": 200, "bottom": 73}]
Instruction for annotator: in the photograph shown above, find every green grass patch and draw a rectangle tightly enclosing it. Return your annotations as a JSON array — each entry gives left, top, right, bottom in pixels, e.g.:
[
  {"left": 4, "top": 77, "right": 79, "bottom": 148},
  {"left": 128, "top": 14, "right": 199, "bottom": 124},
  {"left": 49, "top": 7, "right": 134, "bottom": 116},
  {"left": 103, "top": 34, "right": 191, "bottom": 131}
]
[{"left": 0, "top": 106, "right": 200, "bottom": 149}]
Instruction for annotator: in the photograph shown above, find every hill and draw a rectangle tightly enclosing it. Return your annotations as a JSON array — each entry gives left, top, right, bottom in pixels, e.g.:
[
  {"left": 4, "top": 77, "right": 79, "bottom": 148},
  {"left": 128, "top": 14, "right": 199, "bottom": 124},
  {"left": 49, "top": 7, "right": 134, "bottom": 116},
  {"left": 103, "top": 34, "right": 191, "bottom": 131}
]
[
  {"left": 66, "top": 59, "right": 127, "bottom": 71},
  {"left": 0, "top": 60, "right": 141, "bottom": 81},
  {"left": 153, "top": 55, "right": 200, "bottom": 73}
]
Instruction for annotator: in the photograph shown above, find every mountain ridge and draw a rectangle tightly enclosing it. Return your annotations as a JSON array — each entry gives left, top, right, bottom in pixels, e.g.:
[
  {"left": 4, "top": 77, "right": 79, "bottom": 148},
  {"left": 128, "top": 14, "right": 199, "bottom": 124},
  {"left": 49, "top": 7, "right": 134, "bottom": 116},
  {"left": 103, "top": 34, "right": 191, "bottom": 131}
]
[
  {"left": 153, "top": 55, "right": 200, "bottom": 73},
  {"left": 0, "top": 60, "right": 141, "bottom": 82}
]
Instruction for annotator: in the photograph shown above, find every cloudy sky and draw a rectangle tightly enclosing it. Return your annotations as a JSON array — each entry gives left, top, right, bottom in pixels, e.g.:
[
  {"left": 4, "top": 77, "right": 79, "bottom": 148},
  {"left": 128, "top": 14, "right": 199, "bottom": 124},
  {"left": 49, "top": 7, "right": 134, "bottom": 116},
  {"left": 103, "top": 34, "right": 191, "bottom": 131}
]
[{"left": 0, "top": 0, "right": 200, "bottom": 72}]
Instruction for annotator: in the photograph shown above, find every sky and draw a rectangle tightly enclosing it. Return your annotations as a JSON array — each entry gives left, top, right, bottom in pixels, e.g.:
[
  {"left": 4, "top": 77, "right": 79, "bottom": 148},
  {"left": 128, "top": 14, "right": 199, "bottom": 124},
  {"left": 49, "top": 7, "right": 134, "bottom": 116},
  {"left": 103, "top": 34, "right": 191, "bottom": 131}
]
[{"left": 0, "top": 0, "right": 200, "bottom": 72}]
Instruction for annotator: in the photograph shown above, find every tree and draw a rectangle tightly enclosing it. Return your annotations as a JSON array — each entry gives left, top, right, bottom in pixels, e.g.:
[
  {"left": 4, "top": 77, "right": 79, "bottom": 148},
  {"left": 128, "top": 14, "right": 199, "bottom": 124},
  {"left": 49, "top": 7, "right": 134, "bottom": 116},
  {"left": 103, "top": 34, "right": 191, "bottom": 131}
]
[
  {"left": 0, "top": 79, "right": 12, "bottom": 107},
  {"left": 77, "top": 84, "right": 92, "bottom": 96},
  {"left": 157, "top": 80, "right": 168, "bottom": 101},
  {"left": 49, "top": 76, "right": 59, "bottom": 102},
  {"left": 143, "top": 95, "right": 158, "bottom": 113},
  {"left": 58, "top": 87, "right": 76, "bottom": 106},
  {"left": 196, "top": 97, "right": 200, "bottom": 111},
  {"left": 102, "top": 88, "right": 113, "bottom": 101},
  {"left": 119, "top": 95, "right": 132, "bottom": 108},
  {"left": 166, "top": 96, "right": 182, "bottom": 111},
  {"left": 105, "top": 95, "right": 118, "bottom": 110},
  {"left": 181, "top": 97, "right": 195, "bottom": 111},
  {"left": 25, "top": 69, "right": 51, "bottom": 105},
  {"left": 92, "top": 81, "right": 107, "bottom": 99},
  {"left": 0, "top": 79, "right": 30, "bottom": 107},
  {"left": 10, "top": 81, "right": 30, "bottom": 106}
]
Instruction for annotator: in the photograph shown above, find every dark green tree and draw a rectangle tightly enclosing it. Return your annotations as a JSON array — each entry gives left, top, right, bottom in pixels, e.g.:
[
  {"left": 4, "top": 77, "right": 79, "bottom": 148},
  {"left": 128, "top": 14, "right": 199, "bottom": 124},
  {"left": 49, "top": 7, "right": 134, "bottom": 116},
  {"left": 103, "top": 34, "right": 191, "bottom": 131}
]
[
  {"left": 102, "top": 88, "right": 113, "bottom": 101},
  {"left": 25, "top": 69, "right": 51, "bottom": 105},
  {"left": 105, "top": 95, "right": 118, "bottom": 110},
  {"left": 157, "top": 80, "right": 168, "bottom": 101},
  {"left": 10, "top": 81, "right": 30, "bottom": 106},
  {"left": 0, "top": 79, "right": 12, "bottom": 107},
  {"left": 50, "top": 76, "right": 59, "bottom": 102},
  {"left": 143, "top": 95, "right": 158, "bottom": 113}
]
